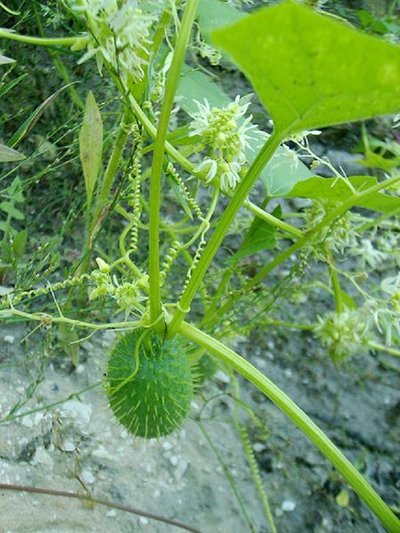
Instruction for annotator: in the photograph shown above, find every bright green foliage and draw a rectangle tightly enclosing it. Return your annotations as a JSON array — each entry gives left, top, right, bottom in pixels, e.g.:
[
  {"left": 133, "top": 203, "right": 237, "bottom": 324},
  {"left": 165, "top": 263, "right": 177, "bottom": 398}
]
[
  {"left": 233, "top": 216, "right": 276, "bottom": 260},
  {"left": 80, "top": 91, "right": 103, "bottom": 209},
  {"left": 197, "top": 0, "right": 243, "bottom": 40},
  {"left": 287, "top": 176, "right": 400, "bottom": 213},
  {"left": 212, "top": 2, "right": 400, "bottom": 135},
  {"left": 105, "top": 330, "right": 194, "bottom": 439}
]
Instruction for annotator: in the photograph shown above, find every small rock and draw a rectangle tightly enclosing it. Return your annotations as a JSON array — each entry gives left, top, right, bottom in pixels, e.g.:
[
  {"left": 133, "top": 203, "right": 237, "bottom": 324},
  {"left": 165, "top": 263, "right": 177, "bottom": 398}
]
[
  {"left": 61, "top": 440, "right": 75, "bottom": 452},
  {"left": 252, "top": 442, "right": 265, "bottom": 453},
  {"left": 32, "top": 446, "right": 54, "bottom": 467},
  {"left": 214, "top": 370, "right": 230, "bottom": 384},
  {"left": 281, "top": 500, "right": 296, "bottom": 512},
  {"left": 4, "top": 335, "right": 15, "bottom": 344},
  {"left": 174, "top": 459, "right": 188, "bottom": 481},
  {"left": 139, "top": 517, "right": 149, "bottom": 525},
  {"left": 81, "top": 469, "right": 95, "bottom": 484},
  {"left": 106, "top": 510, "right": 117, "bottom": 518},
  {"left": 169, "top": 455, "right": 179, "bottom": 467},
  {"left": 162, "top": 441, "right": 173, "bottom": 451}
]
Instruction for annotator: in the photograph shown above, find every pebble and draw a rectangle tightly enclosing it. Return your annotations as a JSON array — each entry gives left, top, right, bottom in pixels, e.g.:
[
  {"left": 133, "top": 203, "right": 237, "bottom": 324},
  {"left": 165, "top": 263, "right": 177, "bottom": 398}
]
[
  {"left": 214, "top": 370, "right": 230, "bottom": 384},
  {"left": 4, "top": 335, "right": 14, "bottom": 344},
  {"left": 32, "top": 446, "right": 54, "bottom": 467},
  {"left": 169, "top": 455, "right": 179, "bottom": 467},
  {"left": 252, "top": 442, "right": 265, "bottom": 453},
  {"left": 281, "top": 499, "right": 296, "bottom": 512},
  {"left": 61, "top": 440, "right": 75, "bottom": 452},
  {"left": 106, "top": 510, "right": 117, "bottom": 518},
  {"left": 139, "top": 517, "right": 149, "bottom": 525},
  {"left": 81, "top": 469, "right": 95, "bottom": 484},
  {"left": 174, "top": 459, "right": 188, "bottom": 481},
  {"left": 162, "top": 441, "right": 173, "bottom": 451},
  {"left": 60, "top": 399, "right": 92, "bottom": 427}
]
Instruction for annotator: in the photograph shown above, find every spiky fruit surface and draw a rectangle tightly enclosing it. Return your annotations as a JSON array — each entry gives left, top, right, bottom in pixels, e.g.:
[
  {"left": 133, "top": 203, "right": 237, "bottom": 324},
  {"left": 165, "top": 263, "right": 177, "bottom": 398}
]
[{"left": 105, "top": 329, "right": 193, "bottom": 439}]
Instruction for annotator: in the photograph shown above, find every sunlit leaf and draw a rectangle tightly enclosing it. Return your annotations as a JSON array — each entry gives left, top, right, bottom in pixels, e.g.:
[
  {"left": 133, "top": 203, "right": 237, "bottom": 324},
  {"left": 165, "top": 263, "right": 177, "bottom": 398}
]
[
  {"left": 234, "top": 214, "right": 277, "bottom": 260},
  {"left": 0, "top": 143, "right": 25, "bottom": 162},
  {"left": 79, "top": 91, "right": 103, "bottom": 209},
  {"left": 287, "top": 176, "right": 400, "bottom": 213},
  {"left": 0, "top": 201, "right": 24, "bottom": 220},
  {"left": 212, "top": 2, "right": 400, "bottom": 135}
]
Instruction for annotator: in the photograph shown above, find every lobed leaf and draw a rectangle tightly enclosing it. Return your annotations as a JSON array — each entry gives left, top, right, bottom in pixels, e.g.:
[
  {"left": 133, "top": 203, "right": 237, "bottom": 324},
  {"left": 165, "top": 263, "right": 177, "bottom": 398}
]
[
  {"left": 212, "top": 2, "right": 400, "bottom": 135},
  {"left": 287, "top": 176, "right": 400, "bottom": 213}
]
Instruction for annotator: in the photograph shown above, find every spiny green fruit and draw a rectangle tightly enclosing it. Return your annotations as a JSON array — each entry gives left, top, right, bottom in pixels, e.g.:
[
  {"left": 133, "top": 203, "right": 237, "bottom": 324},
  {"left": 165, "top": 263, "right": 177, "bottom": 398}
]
[{"left": 105, "top": 329, "right": 194, "bottom": 439}]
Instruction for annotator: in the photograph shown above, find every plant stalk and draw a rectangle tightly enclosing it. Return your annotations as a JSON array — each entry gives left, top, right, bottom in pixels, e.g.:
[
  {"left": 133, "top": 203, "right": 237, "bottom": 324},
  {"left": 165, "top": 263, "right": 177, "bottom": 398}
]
[
  {"left": 168, "top": 131, "right": 283, "bottom": 336},
  {"left": 179, "top": 322, "right": 400, "bottom": 532},
  {"left": 148, "top": 0, "right": 200, "bottom": 323}
]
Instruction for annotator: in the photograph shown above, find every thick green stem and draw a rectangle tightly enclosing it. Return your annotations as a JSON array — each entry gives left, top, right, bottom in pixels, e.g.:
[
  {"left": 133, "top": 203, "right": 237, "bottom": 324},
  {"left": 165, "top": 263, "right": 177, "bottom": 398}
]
[
  {"left": 168, "top": 131, "right": 283, "bottom": 336},
  {"left": 148, "top": 0, "right": 200, "bottom": 323},
  {"left": 179, "top": 322, "right": 400, "bottom": 532},
  {"left": 0, "top": 28, "right": 88, "bottom": 47}
]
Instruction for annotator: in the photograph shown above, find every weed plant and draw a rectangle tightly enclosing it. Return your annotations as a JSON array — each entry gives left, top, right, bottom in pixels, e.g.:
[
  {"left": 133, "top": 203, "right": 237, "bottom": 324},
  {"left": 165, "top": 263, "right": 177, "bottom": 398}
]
[{"left": 0, "top": 0, "right": 400, "bottom": 531}]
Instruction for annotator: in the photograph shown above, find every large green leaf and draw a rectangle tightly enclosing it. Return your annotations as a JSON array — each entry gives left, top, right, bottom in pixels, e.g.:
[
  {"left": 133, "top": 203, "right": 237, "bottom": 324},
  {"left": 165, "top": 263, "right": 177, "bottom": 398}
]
[
  {"left": 80, "top": 91, "right": 103, "bottom": 209},
  {"left": 287, "top": 176, "right": 400, "bottom": 214},
  {"left": 212, "top": 2, "right": 400, "bottom": 135}
]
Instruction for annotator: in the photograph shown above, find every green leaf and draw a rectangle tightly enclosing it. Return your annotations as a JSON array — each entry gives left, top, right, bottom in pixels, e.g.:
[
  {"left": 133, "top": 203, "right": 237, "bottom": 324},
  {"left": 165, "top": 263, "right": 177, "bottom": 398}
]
[
  {"left": 12, "top": 229, "right": 27, "bottom": 260},
  {"left": 287, "top": 176, "right": 400, "bottom": 213},
  {"left": 336, "top": 489, "right": 350, "bottom": 508},
  {"left": 0, "top": 143, "right": 25, "bottom": 162},
  {"left": 79, "top": 91, "right": 103, "bottom": 209},
  {"left": 0, "top": 74, "right": 27, "bottom": 99},
  {"left": 8, "top": 83, "right": 73, "bottom": 147},
  {"left": 0, "top": 200, "right": 24, "bottom": 220},
  {"left": 257, "top": 141, "right": 313, "bottom": 197},
  {"left": 177, "top": 68, "right": 313, "bottom": 194},
  {"left": 178, "top": 67, "right": 230, "bottom": 113},
  {"left": 233, "top": 214, "right": 277, "bottom": 260},
  {"left": 212, "top": 2, "right": 400, "bottom": 135},
  {"left": 197, "top": 0, "right": 243, "bottom": 40},
  {"left": 357, "top": 151, "right": 400, "bottom": 172}
]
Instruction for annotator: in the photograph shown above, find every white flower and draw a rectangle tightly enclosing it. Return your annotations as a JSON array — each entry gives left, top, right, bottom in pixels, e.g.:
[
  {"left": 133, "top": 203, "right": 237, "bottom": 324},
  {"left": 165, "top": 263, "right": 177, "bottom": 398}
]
[
  {"left": 66, "top": 0, "right": 157, "bottom": 83},
  {"left": 189, "top": 95, "right": 259, "bottom": 191},
  {"left": 351, "top": 238, "right": 387, "bottom": 269},
  {"left": 314, "top": 309, "right": 370, "bottom": 362}
]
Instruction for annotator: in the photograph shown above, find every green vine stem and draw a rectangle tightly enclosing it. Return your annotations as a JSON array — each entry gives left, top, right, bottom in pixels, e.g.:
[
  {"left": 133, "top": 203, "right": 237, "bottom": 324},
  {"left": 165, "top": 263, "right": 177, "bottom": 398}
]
[
  {"left": 179, "top": 321, "right": 400, "bottom": 532},
  {"left": 243, "top": 174, "right": 400, "bottom": 292},
  {"left": 168, "top": 131, "right": 284, "bottom": 336},
  {"left": 148, "top": 0, "right": 200, "bottom": 324},
  {"left": 368, "top": 342, "right": 400, "bottom": 358},
  {"left": 0, "top": 28, "right": 88, "bottom": 47}
]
